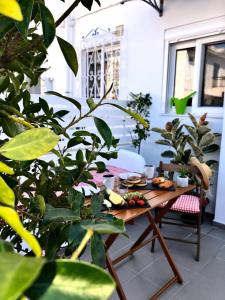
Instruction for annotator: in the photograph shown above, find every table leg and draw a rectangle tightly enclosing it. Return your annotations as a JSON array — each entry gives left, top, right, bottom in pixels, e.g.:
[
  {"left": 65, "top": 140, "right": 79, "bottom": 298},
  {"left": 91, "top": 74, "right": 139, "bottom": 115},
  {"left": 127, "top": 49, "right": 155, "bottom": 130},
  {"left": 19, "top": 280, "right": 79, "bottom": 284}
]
[
  {"left": 146, "top": 211, "right": 183, "bottom": 284},
  {"left": 106, "top": 253, "right": 127, "bottom": 300},
  {"left": 105, "top": 233, "right": 128, "bottom": 300}
]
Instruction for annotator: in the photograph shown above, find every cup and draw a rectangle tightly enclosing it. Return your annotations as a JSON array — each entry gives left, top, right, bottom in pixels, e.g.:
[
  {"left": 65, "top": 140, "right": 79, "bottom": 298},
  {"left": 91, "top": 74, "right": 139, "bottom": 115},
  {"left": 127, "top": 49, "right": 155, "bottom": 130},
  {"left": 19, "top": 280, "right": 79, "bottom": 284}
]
[
  {"left": 103, "top": 174, "right": 115, "bottom": 190},
  {"left": 145, "top": 165, "right": 155, "bottom": 179}
]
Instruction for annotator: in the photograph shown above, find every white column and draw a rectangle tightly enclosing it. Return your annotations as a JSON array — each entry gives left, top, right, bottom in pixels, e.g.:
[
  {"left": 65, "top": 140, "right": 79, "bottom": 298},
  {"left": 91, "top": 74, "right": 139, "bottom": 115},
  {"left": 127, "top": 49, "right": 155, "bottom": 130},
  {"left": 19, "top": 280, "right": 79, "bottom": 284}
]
[{"left": 214, "top": 95, "right": 225, "bottom": 225}]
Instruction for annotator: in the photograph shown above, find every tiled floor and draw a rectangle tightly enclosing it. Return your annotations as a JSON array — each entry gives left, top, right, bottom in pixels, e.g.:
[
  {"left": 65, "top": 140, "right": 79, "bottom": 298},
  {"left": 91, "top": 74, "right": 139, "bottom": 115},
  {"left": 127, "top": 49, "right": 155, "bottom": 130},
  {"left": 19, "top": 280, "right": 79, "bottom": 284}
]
[{"left": 106, "top": 215, "right": 225, "bottom": 300}]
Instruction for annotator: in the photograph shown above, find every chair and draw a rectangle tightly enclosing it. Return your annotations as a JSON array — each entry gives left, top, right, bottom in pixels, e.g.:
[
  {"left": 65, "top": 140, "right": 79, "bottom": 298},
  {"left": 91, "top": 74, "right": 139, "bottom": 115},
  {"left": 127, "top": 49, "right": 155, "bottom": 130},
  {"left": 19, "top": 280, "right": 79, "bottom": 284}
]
[
  {"left": 151, "top": 161, "right": 207, "bottom": 261},
  {"left": 107, "top": 149, "right": 146, "bottom": 173}
]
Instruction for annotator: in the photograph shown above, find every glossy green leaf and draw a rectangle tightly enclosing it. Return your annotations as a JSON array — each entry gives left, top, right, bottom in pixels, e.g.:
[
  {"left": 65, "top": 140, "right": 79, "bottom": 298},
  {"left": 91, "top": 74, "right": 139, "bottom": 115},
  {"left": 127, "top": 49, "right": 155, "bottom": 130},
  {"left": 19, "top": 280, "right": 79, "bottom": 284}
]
[
  {"left": 0, "top": 207, "right": 42, "bottom": 256},
  {"left": 57, "top": 36, "right": 78, "bottom": 77},
  {"left": 106, "top": 103, "right": 148, "bottom": 127},
  {"left": 0, "top": 0, "right": 23, "bottom": 21},
  {"left": 0, "top": 253, "right": 44, "bottom": 300},
  {"left": 87, "top": 97, "right": 97, "bottom": 109},
  {"left": 44, "top": 205, "right": 80, "bottom": 223},
  {"left": 0, "top": 161, "right": 14, "bottom": 175},
  {"left": 0, "top": 128, "right": 59, "bottom": 160},
  {"left": 39, "top": 4, "right": 55, "bottom": 47},
  {"left": 151, "top": 127, "right": 166, "bottom": 134},
  {"left": 46, "top": 91, "right": 81, "bottom": 111},
  {"left": 202, "top": 144, "right": 219, "bottom": 153},
  {"left": 155, "top": 140, "right": 171, "bottom": 146},
  {"left": 94, "top": 117, "right": 112, "bottom": 149},
  {"left": 91, "top": 232, "right": 106, "bottom": 267},
  {"left": 26, "top": 260, "right": 115, "bottom": 300},
  {"left": 0, "top": 175, "right": 15, "bottom": 206},
  {"left": 161, "top": 150, "right": 176, "bottom": 158},
  {"left": 15, "top": 0, "right": 34, "bottom": 36},
  {"left": 82, "top": 219, "right": 125, "bottom": 234},
  {"left": 1, "top": 117, "right": 23, "bottom": 137},
  {"left": 0, "top": 239, "right": 14, "bottom": 252}
]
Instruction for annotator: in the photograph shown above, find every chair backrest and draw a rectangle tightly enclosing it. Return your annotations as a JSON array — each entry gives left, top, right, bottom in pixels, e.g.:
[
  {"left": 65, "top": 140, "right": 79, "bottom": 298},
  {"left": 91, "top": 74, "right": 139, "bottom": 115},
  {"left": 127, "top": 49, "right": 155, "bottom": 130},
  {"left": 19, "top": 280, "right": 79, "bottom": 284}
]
[
  {"left": 107, "top": 149, "right": 146, "bottom": 173},
  {"left": 158, "top": 161, "right": 204, "bottom": 196}
]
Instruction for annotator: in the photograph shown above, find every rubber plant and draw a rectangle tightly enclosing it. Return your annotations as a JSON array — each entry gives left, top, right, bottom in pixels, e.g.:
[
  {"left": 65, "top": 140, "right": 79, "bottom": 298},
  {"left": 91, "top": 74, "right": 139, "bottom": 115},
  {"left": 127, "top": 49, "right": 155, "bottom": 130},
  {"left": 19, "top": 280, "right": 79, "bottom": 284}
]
[
  {"left": 127, "top": 92, "right": 152, "bottom": 154},
  {"left": 0, "top": 1, "right": 147, "bottom": 299},
  {"left": 152, "top": 113, "right": 220, "bottom": 167}
]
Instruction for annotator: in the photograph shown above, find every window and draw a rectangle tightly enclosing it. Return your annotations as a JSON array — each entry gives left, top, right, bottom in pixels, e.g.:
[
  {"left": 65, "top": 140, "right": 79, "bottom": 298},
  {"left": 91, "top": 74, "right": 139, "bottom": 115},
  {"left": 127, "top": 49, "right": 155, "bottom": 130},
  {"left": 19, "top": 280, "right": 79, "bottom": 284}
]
[
  {"left": 201, "top": 42, "right": 225, "bottom": 106},
  {"left": 83, "top": 43, "right": 120, "bottom": 99},
  {"left": 165, "top": 33, "right": 225, "bottom": 113}
]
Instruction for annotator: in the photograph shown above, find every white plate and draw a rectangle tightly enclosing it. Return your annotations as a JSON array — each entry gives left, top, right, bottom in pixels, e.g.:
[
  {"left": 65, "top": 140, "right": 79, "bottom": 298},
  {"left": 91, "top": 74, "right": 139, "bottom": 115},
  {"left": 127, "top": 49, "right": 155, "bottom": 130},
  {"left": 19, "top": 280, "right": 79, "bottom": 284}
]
[
  {"left": 75, "top": 185, "right": 100, "bottom": 197},
  {"left": 119, "top": 172, "right": 141, "bottom": 180}
]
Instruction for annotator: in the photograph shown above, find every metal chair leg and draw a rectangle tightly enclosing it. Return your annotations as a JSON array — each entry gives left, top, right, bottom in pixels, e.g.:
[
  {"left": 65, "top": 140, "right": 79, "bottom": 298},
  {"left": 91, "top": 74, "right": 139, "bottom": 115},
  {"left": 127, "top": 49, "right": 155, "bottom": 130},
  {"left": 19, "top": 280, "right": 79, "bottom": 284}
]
[{"left": 196, "top": 213, "right": 201, "bottom": 261}]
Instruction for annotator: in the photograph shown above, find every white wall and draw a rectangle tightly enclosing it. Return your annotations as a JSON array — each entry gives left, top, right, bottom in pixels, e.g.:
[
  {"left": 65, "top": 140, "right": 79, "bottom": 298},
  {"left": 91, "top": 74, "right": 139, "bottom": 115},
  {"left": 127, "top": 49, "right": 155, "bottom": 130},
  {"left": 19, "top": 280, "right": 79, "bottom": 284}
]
[
  {"left": 215, "top": 102, "right": 225, "bottom": 225},
  {"left": 43, "top": 0, "right": 225, "bottom": 216}
]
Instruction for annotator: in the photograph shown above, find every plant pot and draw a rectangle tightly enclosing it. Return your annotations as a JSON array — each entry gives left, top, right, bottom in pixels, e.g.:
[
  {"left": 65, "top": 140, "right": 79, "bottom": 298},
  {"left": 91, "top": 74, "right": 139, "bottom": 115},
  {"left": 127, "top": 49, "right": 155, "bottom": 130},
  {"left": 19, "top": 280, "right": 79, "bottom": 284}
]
[
  {"left": 174, "top": 99, "right": 188, "bottom": 114},
  {"left": 176, "top": 175, "right": 189, "bottom": 187}
]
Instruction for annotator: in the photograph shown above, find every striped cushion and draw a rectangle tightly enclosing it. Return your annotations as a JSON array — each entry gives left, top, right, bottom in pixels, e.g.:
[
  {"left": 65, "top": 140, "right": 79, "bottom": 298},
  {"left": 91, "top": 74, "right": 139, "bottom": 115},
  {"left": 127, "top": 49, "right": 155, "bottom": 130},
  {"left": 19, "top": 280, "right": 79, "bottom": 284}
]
[{"left": 160, "top": 194, "right": 200, "bottom": 213}]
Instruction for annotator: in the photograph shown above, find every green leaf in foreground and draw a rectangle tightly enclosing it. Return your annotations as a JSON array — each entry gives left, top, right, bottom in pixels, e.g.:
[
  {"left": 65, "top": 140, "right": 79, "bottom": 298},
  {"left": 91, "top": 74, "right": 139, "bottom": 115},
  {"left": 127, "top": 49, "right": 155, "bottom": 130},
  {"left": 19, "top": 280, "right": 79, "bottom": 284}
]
[
  {"left": 44, "top": 205, "right": 80, "bottom": 223},
  {"left": 26, "top": 260, "right": 115, "bottom": 300},
  {"left": 106, "top": 103, "right": 149, "bottom": 128},
  {"left": 0, "top": 128, "right": 59, "bottom": 160},
  {"left": 0, "top": 253, "right": 44, "bottom": 300},
  {"left": 82, "top": 219, "right": 125, "bottom": 234},
  {"left": 39, "top": 3, "right": 55, "bottom": 47},
  {"left": 0, "top": 206, "right": 42, "bottom": 257},
  {"left": 0, "top": 176, "right": 15, "bottom": 206},
  {"left": 94, "top": 117, "right": 112, "bottom": 149},
  {"left": 57, "top": 36, "right": 78, "bottom": 77}
]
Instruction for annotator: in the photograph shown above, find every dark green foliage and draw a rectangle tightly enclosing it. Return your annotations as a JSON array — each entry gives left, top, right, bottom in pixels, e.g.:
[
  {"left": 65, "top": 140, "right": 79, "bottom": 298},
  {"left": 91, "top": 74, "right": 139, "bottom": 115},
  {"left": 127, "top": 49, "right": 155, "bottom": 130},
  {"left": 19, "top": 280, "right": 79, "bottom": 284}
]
[
  {"left": 152, "top": 113, "right": 220, "bottom": 166},
  {"left": 127, "top": 92, "right": 152, "bottom": 153}
]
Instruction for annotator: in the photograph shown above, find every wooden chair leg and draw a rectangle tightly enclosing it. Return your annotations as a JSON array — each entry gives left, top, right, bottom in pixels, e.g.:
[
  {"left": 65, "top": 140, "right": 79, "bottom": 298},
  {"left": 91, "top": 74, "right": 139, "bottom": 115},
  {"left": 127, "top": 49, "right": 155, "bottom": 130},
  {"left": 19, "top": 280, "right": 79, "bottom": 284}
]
[{"left": 151, "top": 231, "right": 156, "bottom": 253}]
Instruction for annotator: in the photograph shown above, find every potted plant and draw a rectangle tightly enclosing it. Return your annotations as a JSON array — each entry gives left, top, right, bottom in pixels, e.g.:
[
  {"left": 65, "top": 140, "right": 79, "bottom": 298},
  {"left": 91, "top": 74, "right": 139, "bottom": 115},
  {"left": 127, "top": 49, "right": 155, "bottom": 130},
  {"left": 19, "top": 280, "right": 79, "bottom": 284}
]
[
  {"left": 127, "top": 92, "right": 152, "bottom": 154},
  {"left": 170, "top": 91, "right": 196, "bottom": 115},
  {"left": 177, "top": 166, "right": 189, "bottom": 187}
]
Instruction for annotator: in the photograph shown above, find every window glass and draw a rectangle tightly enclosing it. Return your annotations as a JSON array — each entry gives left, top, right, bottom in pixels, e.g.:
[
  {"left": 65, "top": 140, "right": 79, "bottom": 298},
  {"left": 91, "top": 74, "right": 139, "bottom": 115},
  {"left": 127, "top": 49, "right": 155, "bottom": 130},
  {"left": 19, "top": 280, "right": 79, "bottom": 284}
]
[
  {"left": 201, "top": 41, "right": 225, "bottom": 106},
  {"left": 84, "top": 44, "right": 120, "bottom": 99},
  {"left": 174, "top": 47, "right": 195, "bottom": 105}
]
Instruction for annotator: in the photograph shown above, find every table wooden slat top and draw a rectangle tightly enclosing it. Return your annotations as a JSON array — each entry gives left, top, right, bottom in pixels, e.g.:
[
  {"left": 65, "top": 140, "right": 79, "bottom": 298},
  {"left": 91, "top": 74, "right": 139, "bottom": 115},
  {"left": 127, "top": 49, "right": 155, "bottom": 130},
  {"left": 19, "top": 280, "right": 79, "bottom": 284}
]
[{"left": 108, "top": 184, "right": 196, "bottom": 222}]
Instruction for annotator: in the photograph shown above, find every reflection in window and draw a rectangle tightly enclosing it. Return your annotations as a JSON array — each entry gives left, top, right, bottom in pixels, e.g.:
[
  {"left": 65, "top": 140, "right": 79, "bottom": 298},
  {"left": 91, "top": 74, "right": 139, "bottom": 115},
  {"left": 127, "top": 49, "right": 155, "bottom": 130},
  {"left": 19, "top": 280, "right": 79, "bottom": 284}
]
[
  {"left": 201, "top": 42, "right": 225, "bottom": 106},
  {"left": 174, "top": 47, "right": 195, "bottom": 106}
]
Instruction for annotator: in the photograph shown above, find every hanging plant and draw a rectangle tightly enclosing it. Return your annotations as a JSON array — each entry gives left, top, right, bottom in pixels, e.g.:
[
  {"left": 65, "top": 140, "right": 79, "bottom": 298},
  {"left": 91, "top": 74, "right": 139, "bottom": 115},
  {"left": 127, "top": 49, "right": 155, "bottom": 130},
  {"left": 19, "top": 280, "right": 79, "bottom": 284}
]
[{"left": 127, "top": 92, "right": 152, "bottom": 154}]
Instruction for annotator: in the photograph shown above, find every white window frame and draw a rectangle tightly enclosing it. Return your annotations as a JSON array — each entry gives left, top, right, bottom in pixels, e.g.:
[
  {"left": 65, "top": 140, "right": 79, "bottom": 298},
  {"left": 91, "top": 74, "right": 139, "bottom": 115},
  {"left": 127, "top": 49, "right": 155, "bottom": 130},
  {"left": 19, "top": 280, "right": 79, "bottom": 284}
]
[{"left": 162, "top": 19, "right": 225, "bottom": 118}]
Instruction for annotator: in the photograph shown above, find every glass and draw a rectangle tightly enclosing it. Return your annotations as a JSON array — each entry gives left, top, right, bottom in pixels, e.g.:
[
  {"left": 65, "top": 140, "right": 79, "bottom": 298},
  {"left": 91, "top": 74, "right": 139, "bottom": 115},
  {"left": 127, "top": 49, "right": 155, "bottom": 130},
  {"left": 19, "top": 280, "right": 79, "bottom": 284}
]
[
  {"left": 201, "top": 41, "right": 225, "bottom": 107},
  {"left": 118, "top": 185, "right": 128, "bottom": 196},
  {"left": 144, "top": 165, "right": 155, "bottom": 181},
  {"left": 174, "top": 47, "right": 196, "bottom": 105}
]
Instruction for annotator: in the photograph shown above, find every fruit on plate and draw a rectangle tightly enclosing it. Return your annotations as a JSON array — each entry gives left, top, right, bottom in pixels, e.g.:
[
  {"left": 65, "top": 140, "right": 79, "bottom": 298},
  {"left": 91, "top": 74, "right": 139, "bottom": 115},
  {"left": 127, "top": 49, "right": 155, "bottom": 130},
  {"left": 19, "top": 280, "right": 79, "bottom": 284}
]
[
  {"left": 124, "top": 192, "right": 147, "bottom": 207},
  {"left": 107, "top": 189, "right": 125, "bottom": 205}
]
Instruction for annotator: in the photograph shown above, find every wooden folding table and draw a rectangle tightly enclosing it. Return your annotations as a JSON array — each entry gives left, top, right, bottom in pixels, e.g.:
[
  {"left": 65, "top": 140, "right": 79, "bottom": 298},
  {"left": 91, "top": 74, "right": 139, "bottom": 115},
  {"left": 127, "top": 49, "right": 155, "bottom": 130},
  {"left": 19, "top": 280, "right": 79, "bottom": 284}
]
[{"left": 105, "top": 185, "right": 195, "bottom": 300}]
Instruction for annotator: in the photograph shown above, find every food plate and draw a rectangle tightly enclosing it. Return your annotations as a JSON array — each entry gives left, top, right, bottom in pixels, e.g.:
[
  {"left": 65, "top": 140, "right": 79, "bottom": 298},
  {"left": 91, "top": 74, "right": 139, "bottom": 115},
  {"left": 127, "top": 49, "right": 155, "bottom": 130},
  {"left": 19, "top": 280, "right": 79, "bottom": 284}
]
[
  {"left": 119, "top": 172, "right": 141, "bottom": 180},
  {"left": 75, "top": 185, "right": 100, "bottom": 197}
]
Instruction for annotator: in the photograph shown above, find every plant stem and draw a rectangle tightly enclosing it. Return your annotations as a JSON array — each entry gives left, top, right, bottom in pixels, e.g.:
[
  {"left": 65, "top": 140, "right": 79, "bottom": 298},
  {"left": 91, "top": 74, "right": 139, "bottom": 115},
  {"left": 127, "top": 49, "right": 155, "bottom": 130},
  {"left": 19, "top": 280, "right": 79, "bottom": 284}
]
[{"left": 71, "top": 229, "right": 94, "bottom": 259}]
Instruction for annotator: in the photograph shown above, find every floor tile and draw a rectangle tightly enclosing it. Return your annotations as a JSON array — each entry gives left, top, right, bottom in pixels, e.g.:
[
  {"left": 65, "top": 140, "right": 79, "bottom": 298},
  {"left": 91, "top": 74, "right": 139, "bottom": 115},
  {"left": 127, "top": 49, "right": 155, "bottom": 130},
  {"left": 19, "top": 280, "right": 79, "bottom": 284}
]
[
  {"left": 123, "top": 275, "right": 161, "bottom": 300},
  {"left": 208, "top": 227, "right": 225, "bottom": 241},
  {"left": 139, "top": 256, "right": 196, "bottom": 297},
  {"left": 216, "top": 245, "right": 225, "bottom": 261},
  {"left": 199, "top": 258, "right": 225, "bottom": 284},
  {"left": 112, "top": 244, "right": 160, "bottom": 273},
  {"left": 173, "top": 275, "right": 225, "bottom": 300},
  {"left": 167, "top": 234, "right": 225, "bottom": 272},
  {"left": 113, "top": 264, "right": 137, "bottom": 285}
]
